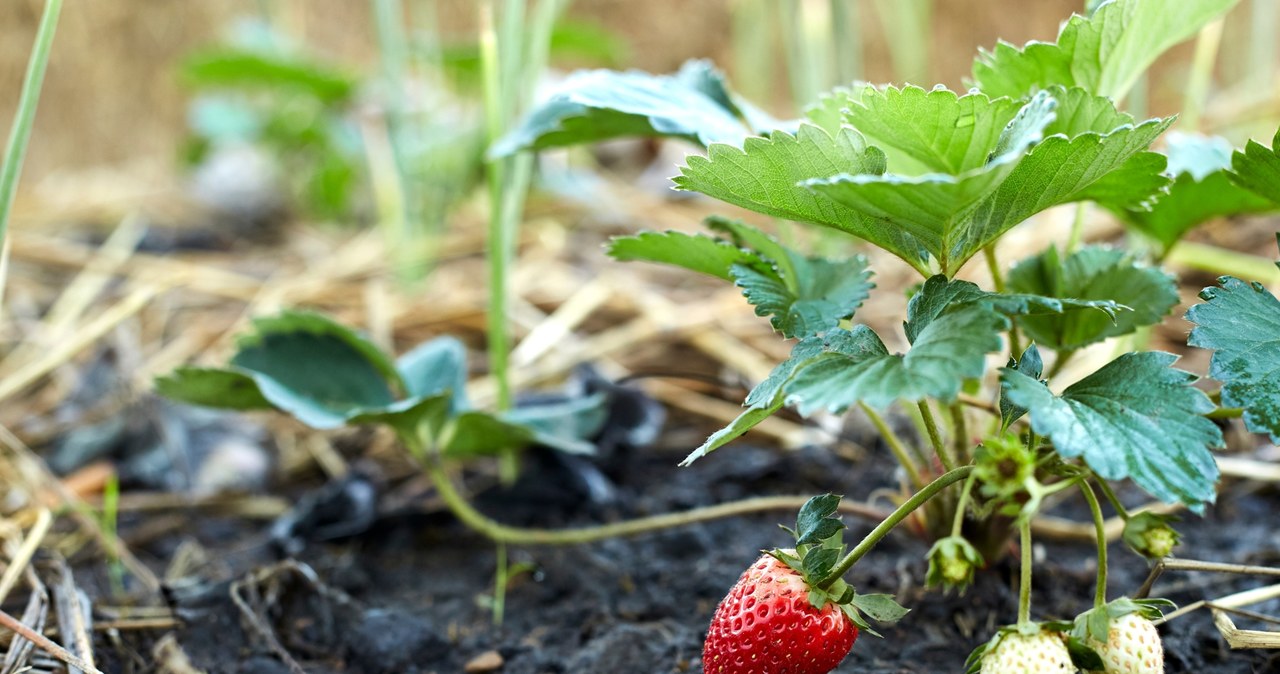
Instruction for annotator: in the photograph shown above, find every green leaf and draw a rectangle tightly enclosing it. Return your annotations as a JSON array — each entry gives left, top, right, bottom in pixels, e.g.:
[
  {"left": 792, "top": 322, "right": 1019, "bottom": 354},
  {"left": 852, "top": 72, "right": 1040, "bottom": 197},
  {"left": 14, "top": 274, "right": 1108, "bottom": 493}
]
[
  {"left": 731, "top": 254, "right": 872, "bottom": 339},
  {"left": 397, "top": 336, "right": 469, "bottom": 413},
  {"left": 678, "top": 400, "right": 783, "bottom": 466},
  {"left": 1000, "top": 344, "right": 1044, "bottom": 429},
  {"left": 606, "top": 230, "right": 763, "bottom": 281},
  {"left": 783, "top": 307, "right": 1008, "bottom": 413},
  {"left": 802, "top": 547, "right": 840, "bottom": 580},
  {"left": 504, "top": 393, "right": 610, "bottom": 455},
  {"left": 848, "top": 593, "right": 910, "bottom": 623},
  {"left": 972, "top": 0, "right": 1242, "bottom": 100},
  {"left": 903, "top": 275, "right": 1125, "bottom": 344},
  {"left": 1186, "top": 275, "right": 1280, "bottom": 442},
  {"left": 442, "top": 412, "right": 538, "bottom": 458},
  {"left": 153, "top": 367, "right": 274, "bottom": 410},
  {"left": 182, "top": 49, "right": 356, "bottom": 103},
  {"left": 491, "top": 60, "right": 766, "bottom": 156},
  {"left": 1001, "top": 352, "right": 1222, "bottom": 510},
  {"left": 228, "top": 312, "right": 402, "bottom": 429},
  {"left": 1229, "top": 129, "right": 1280, "bottom": 203},
  {"left": 1007, "top": 246, "right": 1178, "bottom": 350},
  {"left": 804, "top": 87, "right": 1171, "bottom": 274},
  {"left": 1108, "top": 134, "right": 1277, "bottom": 252},
  {"left": 674, "top": 124, "right": 932, "bottom": 274},
  {"left": 795, "top": 494, "right": 845, "bottom": 546}
]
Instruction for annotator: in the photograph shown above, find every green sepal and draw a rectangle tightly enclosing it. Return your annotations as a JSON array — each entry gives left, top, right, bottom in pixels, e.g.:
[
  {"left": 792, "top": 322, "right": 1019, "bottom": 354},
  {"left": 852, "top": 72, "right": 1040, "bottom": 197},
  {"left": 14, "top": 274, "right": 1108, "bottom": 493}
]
[
  {"left": 925, "top": 535, "right": 985, "bottom": 593},
  {"left": 1122, "top": 511, "right": 1182, "bottom": 559}
]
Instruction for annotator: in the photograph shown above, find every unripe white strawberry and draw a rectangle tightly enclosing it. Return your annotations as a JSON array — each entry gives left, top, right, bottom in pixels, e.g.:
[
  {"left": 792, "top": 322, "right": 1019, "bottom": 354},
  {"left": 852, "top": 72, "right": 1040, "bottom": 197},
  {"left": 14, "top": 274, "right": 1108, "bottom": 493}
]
[
  {"left": 980, "top": 631, "right": 1074, "bottom": 673},
  {"left": 1089, "top": 613, "right": 1164, "bottom": 674}
]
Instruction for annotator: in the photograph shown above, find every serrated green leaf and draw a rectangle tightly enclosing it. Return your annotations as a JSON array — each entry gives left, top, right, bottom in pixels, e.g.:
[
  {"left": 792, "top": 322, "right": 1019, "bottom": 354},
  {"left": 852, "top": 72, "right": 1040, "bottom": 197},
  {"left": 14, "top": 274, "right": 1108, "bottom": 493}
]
[
  {"left": 1186, "top": 276, "right": 1280, "bottom": 442},
  {"left": 1000, "top": 344, "right": 1044, "bottom": 429},
  {"left": 1002, "top": 352, "right": 1222, "bottom": 510},
  {"left": 673, "top": 124, "right": 932, "bottom": 275},
  {"left": 903, "top": 275, "right": 1125, "bottom": 345},
  {"left": 848, "top": 593, "right": 910, "bottom": 623},
  {"left": 784, "top": 307, "right": 1008, "bottom": 413},
  {"left": 1108, "top": 134, "right": 1277, "bottom": 252},
  {"left": 1008, "top": 246, "right": 1178, "bottom": 350},
  {"left": 679, "top": 400, "right": 783, "bottom": 466},
  {"left": 972, "top": 0, "right": 1241, "bottom": 100},
  {"left": 491, "top": 60, "right": 763, "bottom": 156},
  {"left": 154, "top": 367, "right": 274, "bottom": 411},
  {"left": 795, "top": 493, "right": 844, "bottom": 546},
  {"left": 802, "top": 547, "right": 840, "bottom": 580},
  {"left": 1229, "top": 129, "right": 1280, "bottom": 202},
  {"left": 805, "top": 88, "right": 1171, "bottom": 274},
  {"left": 397, "top": 336, "right": 469, "bottom": 413},
  {"left": 731, "top": 254, "right": 872, "bottom": 339},
  {"left": 841, "top": 85, "right": 1028, "bottom": 174},
  {"left": 606, "top": 230, "right": 763, "bottom": 281},
  {"left": 705, "top": 215, "right": 799, "bottom": 283}
]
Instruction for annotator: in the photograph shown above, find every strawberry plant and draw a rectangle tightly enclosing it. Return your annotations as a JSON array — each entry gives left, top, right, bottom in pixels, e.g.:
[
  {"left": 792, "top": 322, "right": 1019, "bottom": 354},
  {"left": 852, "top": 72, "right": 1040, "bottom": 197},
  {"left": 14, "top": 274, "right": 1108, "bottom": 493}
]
[{"left": 492, "top": 0, "right": 1280, "bottom": 669}]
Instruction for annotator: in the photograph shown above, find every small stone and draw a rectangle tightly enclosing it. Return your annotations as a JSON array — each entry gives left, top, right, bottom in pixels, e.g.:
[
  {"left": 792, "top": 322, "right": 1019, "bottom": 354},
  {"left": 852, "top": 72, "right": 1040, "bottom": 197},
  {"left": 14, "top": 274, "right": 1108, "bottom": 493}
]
[{"left": 464, "top": 650, "right": 504, "bottom": 672}]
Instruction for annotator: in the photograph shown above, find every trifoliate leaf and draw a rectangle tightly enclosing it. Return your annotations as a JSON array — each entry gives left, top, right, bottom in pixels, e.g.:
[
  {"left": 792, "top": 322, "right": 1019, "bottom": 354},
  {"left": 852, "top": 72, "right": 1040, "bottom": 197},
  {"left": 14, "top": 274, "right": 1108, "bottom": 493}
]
[
  {"left": 397, "top": 336, "right": 469, "bottom": 413},
  {"left": 491, "top": 60, "right": 766, "bottom": 156},
  {"left": 1007, "top": 246, "right": 1178, "bottom": 350},
  {"left": 731, "top": 254, "right": 872, "bottom": 339},
  {"left": 783, "top": 307, "right": 1008, "bottom": 413},
  {"left": 606, "top": 230, "right": 764, "bottom": 281},
  {"left": 1106, "top": 134, "right": 1277, "bottom": 252},
  {"left": 972, "top": 0, "right": 1241, "bottom": 100},
  {"left": 1000, "top": 344, "right": 1044, "bottom": 429},
  {"left": 674, "top": 124, "right": 932, "bottom": 275},
  {"left": 804, "top": 87, "right": 1171, "bottom": 275},
  {"left": 1186, "top": 275, "right": 1280, "bottom": 442},
  {"left": 903, "top": 275, "right": 1126, "bottom": 345},
  {"left": 1001, "top": 352, "right": 1222, "bottom": 510},
  {"left": 1229, "top": 129, "right": 1280, "bottom": 203}
]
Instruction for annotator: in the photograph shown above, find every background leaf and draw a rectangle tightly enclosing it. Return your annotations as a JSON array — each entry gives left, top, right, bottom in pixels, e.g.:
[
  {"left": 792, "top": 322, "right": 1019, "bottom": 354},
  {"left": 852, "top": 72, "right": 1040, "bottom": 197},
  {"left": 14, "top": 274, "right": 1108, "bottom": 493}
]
[
  {"left": 1007, "top": 246, "right": 1177, "bottom": 350},
  {"left": 154, "top": 367, "right": 274, "bottom": 411},
  {"left": 607, "top": 230, "right": 762, "bottom": 281},
  {"left": 1002, "top": 352, "right": 1222, "bottom": 510},
  {"left": 491, "top": 60, "right": 766, "bottom": 156},
  {"left": 972, "top": 0, "right": 1241, "bottom": 100},
  {"left": 732, "top": 254, "right": 872, "bottom": 339},
  {"left": 1230, "top": 129, "right": 1280, "bottom": 202},
  {"left": 397, "top": 336, "right": 470, "bottom": 413},
  {"left": 1186, "top": 276, "right": 1280, "bottom": 442}
]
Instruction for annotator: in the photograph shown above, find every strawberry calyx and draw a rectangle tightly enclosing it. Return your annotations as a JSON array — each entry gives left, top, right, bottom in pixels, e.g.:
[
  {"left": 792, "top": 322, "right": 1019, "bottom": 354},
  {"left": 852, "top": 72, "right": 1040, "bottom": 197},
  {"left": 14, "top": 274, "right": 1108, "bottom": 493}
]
[
  {"left": 1121, "top": 512, "right": 1182, "bottom": 559},
  {"left": 1070, "top": 596, "right": 1174, "bottom": 648},
  {"left": 926, "top": 535, "right": 985, "bottom": 593},
  {"left": 770, "top": 494, "right": 909, "bottom": 637}
]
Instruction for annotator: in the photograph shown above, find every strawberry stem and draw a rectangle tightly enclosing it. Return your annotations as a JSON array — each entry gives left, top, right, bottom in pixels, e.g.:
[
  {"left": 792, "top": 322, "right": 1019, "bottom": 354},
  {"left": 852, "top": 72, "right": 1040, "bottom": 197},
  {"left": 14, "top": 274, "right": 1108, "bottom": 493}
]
[
  {"left": 917, "top": 400, "right": 953, "bottom": 472},
  {"left": 859, "top": 402, "right": 926, "bottom": 490},
  {"left": 817, "top": 465, "right": 974, "bottom": 590},
  {"left": 1095, "top": 478, "right": 1130, "bottom": 521},
  {"left": 1017, "top": 518, "right": 1032, "bottom": 626},
  {"left": 406, "top": 431, "right": 891, "bottom": 545},
  {"left": 950, "top": 471, "right": 978, "bottom": 538},
  {"left": 1080, "top": 479, "right": 1109, "bottom": 609}
]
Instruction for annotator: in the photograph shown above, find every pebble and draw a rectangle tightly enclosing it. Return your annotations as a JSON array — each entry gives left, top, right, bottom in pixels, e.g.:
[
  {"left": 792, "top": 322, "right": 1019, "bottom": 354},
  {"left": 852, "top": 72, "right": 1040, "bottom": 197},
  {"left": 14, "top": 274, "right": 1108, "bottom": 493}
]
[{"left": 464, "top": 650, "right": 504, "bottom": 672}]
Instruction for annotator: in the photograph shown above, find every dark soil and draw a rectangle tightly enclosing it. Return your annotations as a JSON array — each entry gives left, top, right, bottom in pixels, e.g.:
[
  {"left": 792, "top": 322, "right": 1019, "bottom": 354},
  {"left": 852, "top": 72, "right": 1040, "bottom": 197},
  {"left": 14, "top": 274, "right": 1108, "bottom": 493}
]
[{"left": 95, "top": 414, "right": 1280, "bottom": 674}]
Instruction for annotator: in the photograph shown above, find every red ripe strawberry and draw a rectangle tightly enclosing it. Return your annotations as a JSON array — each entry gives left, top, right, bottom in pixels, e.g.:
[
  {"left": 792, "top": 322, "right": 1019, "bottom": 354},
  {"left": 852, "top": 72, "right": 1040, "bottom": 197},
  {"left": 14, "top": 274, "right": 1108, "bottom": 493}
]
[{"left": 702, "top": 553, "right": 858, "bottom": 674}]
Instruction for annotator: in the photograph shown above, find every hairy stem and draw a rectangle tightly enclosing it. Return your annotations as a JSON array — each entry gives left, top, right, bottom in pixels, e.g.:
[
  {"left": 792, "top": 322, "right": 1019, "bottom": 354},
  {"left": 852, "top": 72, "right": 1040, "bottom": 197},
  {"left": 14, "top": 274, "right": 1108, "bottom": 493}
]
[
  {"left": 984, "top": 245, "right": 1024, "bottom": 357},
  {"left": 1080, "top": 480, "right": 1109, "bottom": 609},
  {"left": 859, "top": 402, "right": 925, "bottom": 489},
  {"left": 949, "top": 402, "right": 970, "bottom": 464},
  {"left": 917, "top": 400, "right": 952, "bottom": 471},
  {"left": 950, "top": 470, "right": 978, "bottom": 538},
  {"left": 1095, "top": 478, "right": 1130, "bottom": 521},
  {"left": 1066, "top": 202, "right": 1088, "bottom": 253},
  {"left": 818, "top": 466, "right": 974, "bottom": 589},
  {"left": 1017, "top": 518, "right": 1033, "bottom": 626}
]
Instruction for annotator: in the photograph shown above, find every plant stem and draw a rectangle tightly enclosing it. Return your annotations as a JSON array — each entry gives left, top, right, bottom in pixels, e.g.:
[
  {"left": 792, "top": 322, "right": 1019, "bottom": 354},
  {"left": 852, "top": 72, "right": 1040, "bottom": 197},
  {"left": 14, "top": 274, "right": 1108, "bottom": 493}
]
[
  {"left": 859, "top": 402, "right": 925, "bottom": 489},
  {"left": 1207, "top": 407, "right": 1244, "bottom": 419},
  {"left": 492, "top": 541, "right": 508, "bottom": 625},
  {"left": 950, "top": 470, "right": 978, "bottom": 538},
  {"left": 1066, "top": 202, "right": 1087, "bottom": 253},
  {"left": 1095, "top": 478, "right": 1130, "bottom": 521},
  {"left": 818, "top": 466, "right": 974, "bottom": 589},
  {"left": 1017, "top": 518, "right": 1033, "bottom": 626},
  {"left": 1079, "top": 479, "right": 1109, "bottom": 609},
  {"left": 1165, "top": 240, "right": 1280, "bottom": 284},
  {"left": 983, "top": 245, "right": 1006, "bottom": 292},
  {"left": 0, "top": 0, "right": 63, "bottom": 253},
  {"left": 413, "top": 441, "right": 889, "bottom": 545},
  {"left": 1181, "top": 18, "right": 1225, "bottom": 132},
  {"left": 949, "top": 402, "right": 970, "bottom": 464},
  {"left": 917, "top": 400, "right": 953, "bottom": 471}
]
